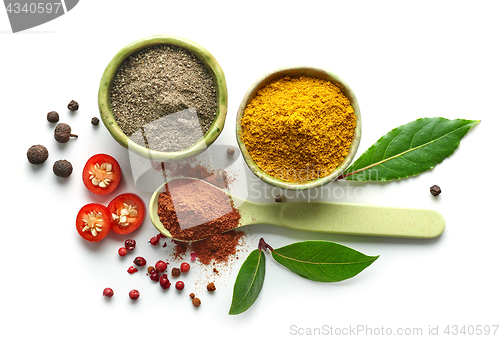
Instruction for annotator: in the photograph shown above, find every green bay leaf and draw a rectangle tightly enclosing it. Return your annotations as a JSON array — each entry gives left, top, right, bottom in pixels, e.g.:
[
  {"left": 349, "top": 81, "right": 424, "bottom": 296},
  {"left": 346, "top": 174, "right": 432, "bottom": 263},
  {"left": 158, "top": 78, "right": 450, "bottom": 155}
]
[
  {"left": 340, "top": 117, "right": 479, "bottom": 181},
  {"left": 229, "top": 249, "right": 266, "bottom": 315},
  {"left": 272, "top": 241, "right": 378, "bottom": 282}
]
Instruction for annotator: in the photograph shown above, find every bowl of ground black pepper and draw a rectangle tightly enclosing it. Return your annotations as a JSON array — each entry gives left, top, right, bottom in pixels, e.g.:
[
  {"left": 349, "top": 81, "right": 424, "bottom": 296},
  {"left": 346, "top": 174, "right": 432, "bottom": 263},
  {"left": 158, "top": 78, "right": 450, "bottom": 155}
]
[
  {"left": 98, "top": 35, "right": 227, "bottom": 161},
  {"left": 236, "top": 66, "right": 362, "bottom": 190}
]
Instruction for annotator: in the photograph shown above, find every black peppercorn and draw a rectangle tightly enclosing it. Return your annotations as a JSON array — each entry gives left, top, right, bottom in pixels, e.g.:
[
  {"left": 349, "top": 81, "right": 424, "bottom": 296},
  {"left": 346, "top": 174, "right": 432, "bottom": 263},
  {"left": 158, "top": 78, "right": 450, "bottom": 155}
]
[
  {"left": 430, "top": 185, "right": 441, "bottom": 196},
  {"left": 91, "top": 117, "right": 100, "bottom": 126},
  {"left": 53, "top": 160, "right": 73, "bottom": 178},
  {"left": 47, "top": 111, "right": 59, "bottom": 123},
  {"left": 275, "top": 194, "right": 283, "bottom": 203},
  {"left": 227, "top": 147, "right": 235, "bottom": 155},
  {"left": 68, "top": 100, "right": 79, "bottom": 111},
  {"left": 54, "top": 123, "right": 78, "bottom": 143},
  {"left": 27, "top": 145, "right": 49, "bottom": 164}
]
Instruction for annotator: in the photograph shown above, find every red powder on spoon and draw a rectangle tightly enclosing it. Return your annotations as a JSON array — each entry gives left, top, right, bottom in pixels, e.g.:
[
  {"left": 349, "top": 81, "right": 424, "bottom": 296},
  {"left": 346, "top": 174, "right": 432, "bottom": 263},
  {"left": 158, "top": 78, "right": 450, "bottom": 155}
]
[{"left": 157, "top": 178, "right": 243, "bottom": 264}]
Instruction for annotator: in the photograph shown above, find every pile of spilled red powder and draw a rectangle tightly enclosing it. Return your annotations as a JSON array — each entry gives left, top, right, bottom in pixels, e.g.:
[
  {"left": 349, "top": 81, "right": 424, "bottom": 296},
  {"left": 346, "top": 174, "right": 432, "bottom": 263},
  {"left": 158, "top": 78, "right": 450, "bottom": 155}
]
[{"left": 157, "top": 176, "right": 244, "bottom": 265}]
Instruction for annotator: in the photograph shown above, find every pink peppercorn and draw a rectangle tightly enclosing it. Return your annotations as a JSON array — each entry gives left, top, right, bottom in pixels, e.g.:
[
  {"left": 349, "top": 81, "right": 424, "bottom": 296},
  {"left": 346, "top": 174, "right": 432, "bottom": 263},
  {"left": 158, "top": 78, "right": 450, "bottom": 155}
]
[
  {"left": 160, "top": 274, "right": 171, "bottom": 290},
  {"left": 129, "top": 290, "right": 140, "bottom": 300},
  {"left": 155, "top": 260, "right": 168, "bottom": 273},
  {"left": 175, "top": 281, "right": 185, "bottom": 290},
  {"left": 180, "top": 262, "right": 190, "bottom": 273},
  {"left": 149, "top": 269, "right": 160, "bottom": 282},
  {"left": 103, "top": 288, "right": 114, "bottom": 297},
  {"left": 127, "top": 266, "right": 138, "bottom": 274},
  {"left": 133, "top": 256, "right": 146, "bottom": 266},
  {"left": 118, "top": 247, "right": 127, "bottom": 256},
  {"left": 149, "top": 235, "right": 160, "bottom": 246},
  {"left": 124, "top": 239, "right": 136, "bottom": 251}
]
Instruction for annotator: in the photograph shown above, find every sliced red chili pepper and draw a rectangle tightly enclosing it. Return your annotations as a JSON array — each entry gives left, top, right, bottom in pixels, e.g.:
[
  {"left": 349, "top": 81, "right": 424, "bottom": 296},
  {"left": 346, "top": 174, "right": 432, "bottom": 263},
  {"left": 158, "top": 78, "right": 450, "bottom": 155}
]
[
  {"left": 82, "top": 154, "right": 122, "bottom": 195},
  {"left": 76, "top": 203, "right": 112, "bottom": 242},
  {"left": 107, "top": 193, "right": 146, "bottom": 235}
]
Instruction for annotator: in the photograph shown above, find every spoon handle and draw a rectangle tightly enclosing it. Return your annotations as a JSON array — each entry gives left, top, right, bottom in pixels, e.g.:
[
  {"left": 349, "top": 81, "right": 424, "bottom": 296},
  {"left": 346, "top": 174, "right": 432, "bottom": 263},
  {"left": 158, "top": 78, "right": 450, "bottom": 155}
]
[{"left": 239, "top": 201, "right": 445, "bottom": 238}]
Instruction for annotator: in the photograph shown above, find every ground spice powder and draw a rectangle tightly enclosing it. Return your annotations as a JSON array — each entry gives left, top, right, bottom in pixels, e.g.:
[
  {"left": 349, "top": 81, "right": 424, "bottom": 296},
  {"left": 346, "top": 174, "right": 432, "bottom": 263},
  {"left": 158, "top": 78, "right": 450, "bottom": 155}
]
[
  {"left": 153, "top": 161, "right": 244, "bottom": 264},
  {"left": 157, "top": 160, "right": 227, "bottom": 189},
  {"left": 110, "top": 44, "right": 217, "bottom": 152},
  {"left": 189, "top": 231, "right": 244, "bottom": 265},
  {"left": 240, "top": 76, "right": 357, "bottom": 182},
  {"left": 157, "top": 178, "right": 243, "bottom": 264},
  {"left": 158, "top": 178, "right": 241, "bottom": 237}
]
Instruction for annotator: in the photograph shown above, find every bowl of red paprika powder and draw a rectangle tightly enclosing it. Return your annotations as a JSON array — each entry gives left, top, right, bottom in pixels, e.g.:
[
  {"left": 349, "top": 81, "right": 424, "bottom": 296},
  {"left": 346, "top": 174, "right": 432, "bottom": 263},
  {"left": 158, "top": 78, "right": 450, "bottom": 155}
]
[
  {"left": 236, "top": 66, "right": 362, "bottom": 190},
  {"left": 98, "top": 35, "right": 228, "bottom": 162}
]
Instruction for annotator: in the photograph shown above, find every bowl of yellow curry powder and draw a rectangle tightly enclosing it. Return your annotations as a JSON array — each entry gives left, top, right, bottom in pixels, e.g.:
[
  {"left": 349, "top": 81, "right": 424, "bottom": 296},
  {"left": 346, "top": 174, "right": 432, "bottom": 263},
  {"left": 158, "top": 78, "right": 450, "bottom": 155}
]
[{"left": 236, "top": 66, "right": 361, "bottom": 190}]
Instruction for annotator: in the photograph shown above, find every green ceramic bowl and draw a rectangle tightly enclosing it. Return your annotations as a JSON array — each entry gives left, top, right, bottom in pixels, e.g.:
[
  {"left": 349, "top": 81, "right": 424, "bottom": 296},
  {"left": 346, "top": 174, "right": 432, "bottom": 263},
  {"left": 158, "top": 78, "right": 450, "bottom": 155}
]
[
  {"left": 98, "top": 35, "right": 228, "bottom": 162},
  {"left": 236, "top": 66, "right": 362, "bottom": 190}
]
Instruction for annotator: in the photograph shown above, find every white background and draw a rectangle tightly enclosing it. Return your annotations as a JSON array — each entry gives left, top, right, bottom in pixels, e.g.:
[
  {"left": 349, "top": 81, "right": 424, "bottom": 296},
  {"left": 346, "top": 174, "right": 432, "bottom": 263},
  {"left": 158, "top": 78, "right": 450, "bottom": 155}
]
[{"left": 2, "top": 1, "right": 499, "bottom": 338}]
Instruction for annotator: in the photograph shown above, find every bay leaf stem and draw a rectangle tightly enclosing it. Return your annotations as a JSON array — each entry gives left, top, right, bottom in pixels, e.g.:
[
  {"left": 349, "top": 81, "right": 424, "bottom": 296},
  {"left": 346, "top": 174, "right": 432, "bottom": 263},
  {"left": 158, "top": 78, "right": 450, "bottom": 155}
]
[{"left": 258, "top": 238, "right": 273, "bottom": 252}]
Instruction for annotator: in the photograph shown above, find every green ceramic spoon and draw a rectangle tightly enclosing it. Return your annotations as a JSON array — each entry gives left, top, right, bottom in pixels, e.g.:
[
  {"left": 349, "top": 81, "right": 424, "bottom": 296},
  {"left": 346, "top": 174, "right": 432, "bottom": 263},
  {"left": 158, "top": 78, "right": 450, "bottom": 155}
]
[{"left": 149, "top": 179, "right": 445, "bottom": 241}]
